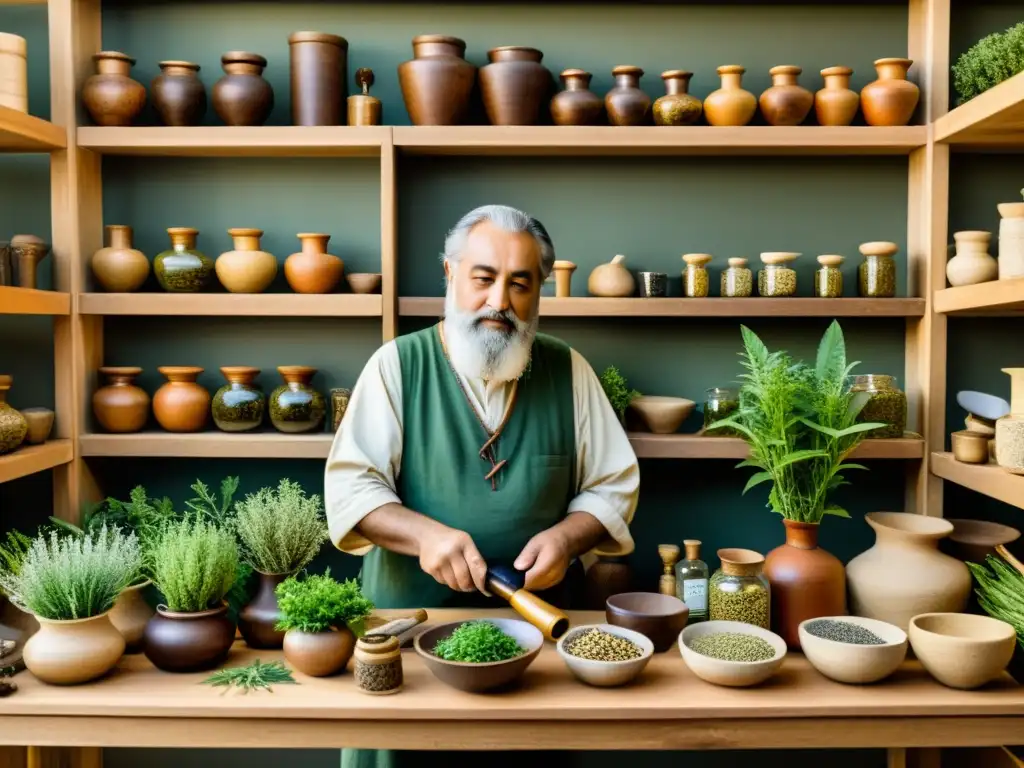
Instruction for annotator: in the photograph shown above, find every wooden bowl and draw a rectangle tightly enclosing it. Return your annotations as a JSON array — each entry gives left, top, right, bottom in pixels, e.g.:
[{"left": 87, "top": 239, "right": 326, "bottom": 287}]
[
  {"left": 945, "top": 519, "right": 1021, "bottom": 564},
  {"left": 605, "top": 592, "right": 689, "bottom": 653},
  {"left": 346, "top": 272, "right": 382, "bottom": 294},
  {"left": 909, "top": 612, "right": 1016, "bottom": 690},
  {"left": 798, "top": 616, "right": 907, "bottom": 685},
  {"left": 414, "top": 618, "right": 543, "bottom": 693},
  {"left": 556, "top": 623, "right": 654, "bottom": 687},
  {"left": 679, "top": 620, "right": 786, "bottom": 687},
  {"left": 628, "top": 396, "right": 696, "bottom": 434}
]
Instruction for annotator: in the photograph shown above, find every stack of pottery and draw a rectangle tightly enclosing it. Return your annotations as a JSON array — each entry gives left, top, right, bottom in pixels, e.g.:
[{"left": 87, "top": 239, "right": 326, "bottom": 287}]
[
  {"left": 997, "top": 195, "right": 1024, "bottom": 280},
  {"left": 653, "top": 70, "right": 702, "bottom": 126},
  {"left": 216, "top": 228, "right": 277, "bottom": 293},
  {"left": 0, "top": 375, "right": 27, "bottom": 454},
  {"left": 154, "top": 227, "right": 213, "bottom": 293},
  {"left": 151, "top": 61, "right": 206, "bottom": 127},
  {"left": 152, "top": 366, "right": 210, "bottom": 433},
  {"left": 479, "top": 46, "right": 550, "bottom": 126},
  {"left": 946, "top": 230, "right": 997, "bottom": 287},
  {"left": 82, "top": 51, "right": 146, "bottom": 126},
  {"left": 550, "top": 70, "right": 604, "bottom": 126},
  {"left": 605, "top": 66, "right": 651, "bottom": 126},
  {"left": 398, "top": 35, "right": 476, "bottom": 125},
  {"left": 860, "top": 58, "right": 920, "bottom": 127},
  {"left": 285, "top": 233, "right": 343, "bottom": 293},
  {"left": 759, "top": 66, "right": 813, "bottom": 126},
  {"left": 0, "top": 33, "right": 28, "bottom": 113},
  {"left": 213, "top": 52, "right": 274, "bottom": 126},
  {"left": 91, "top": 225, "right": 150, "bottom": 292},
  {"left": 92, "top": 367, "right": 150, "bottom": 433}
]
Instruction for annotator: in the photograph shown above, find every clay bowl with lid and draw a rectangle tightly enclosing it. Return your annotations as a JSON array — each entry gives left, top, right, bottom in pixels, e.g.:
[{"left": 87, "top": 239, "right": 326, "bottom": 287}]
[
  {"left": 605, "top": 592, "right": 689, "bottom": 652},
  {"left": 908, "top": 612, "right": 1016, "bottom": 689},
  {"left": 944, "top": 519, "right": 1021, "bottom": 564}
]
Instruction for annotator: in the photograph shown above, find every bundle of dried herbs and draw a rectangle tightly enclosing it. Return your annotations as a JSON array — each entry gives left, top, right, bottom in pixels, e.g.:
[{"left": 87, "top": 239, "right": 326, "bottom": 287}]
[{"left": 203, "top": 659, "right": 296, "bottom": 693}]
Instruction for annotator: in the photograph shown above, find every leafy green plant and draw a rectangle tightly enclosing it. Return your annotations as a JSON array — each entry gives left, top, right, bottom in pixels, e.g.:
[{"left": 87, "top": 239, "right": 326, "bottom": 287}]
[
  {"left": 185, "top": 476, "right": 240, "bottom": 525},
  {"left": 203, "top": 659, "right": 296, "bottom": 693},
  {"left": 969, "top": 553, "right": 1024, "bottom": 651},
  {"left": 149, "top": 517, "right": 239, "bottom": 613},
  {"left": 432, "top": 621, "right": 525, "bottom": 663},
  {"left": 0, "top": 531, "right": 33, "bottom": 581},
  {"left": 0, "top": 526, "right": 141, "bottom": 621},
  {"left": 708, "top": 321, "right": 884, "bottom": 524},
  {"left": 952, "top": 22, "right": 1024, "bottom": 104},
  {"left": 233, "top": 479, "right": 328, "bottom": 576},
  {"left": 275, "top": 569, "right": 374, "bottom": 634},
  {"left": 599, "top": 365, "right": 640, "bottom": 419}
]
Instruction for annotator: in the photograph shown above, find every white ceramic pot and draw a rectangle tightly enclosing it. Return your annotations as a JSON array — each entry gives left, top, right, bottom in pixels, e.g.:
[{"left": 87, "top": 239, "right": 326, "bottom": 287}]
[
  {"left": 24, "top": 611, "right": 125, "bottom": 685},
  {"left": 997, "top": 202, "right": 1024, "bottom": 280},
  {"left": 946, "top": 230, "right": 997, "bottom": 287}
]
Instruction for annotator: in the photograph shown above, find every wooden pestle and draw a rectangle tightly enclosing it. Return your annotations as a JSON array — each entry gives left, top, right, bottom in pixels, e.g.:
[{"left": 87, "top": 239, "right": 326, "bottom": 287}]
[
  {"left": 363, "top": 608, "right": 428, "bottom": 638},
  {"left": 486, "top": 564, "right": 570, "bottom": 641}
]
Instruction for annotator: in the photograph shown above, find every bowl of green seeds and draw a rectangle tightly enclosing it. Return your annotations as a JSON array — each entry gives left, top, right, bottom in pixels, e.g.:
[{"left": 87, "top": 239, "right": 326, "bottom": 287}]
[
  {"left": 679, "top": 620, "right": 787, "bottom": 687},
  {"left": 557, "top": 624, "right": 654, "bottom": 687},
  {"left": 799, "top": 616, "right": 908, "bottom": 685}
]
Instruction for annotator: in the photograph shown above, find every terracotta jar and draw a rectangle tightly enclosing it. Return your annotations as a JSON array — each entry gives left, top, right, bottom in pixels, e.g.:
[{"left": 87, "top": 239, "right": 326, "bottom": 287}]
[
  {"left": 583, "top": 554, "right": 632, "bottom": 610},
  {"left": 998, "top": 198, "right": 1024, "bottom": 279},
  {"left": 815, "top": 66, "right": 859, "bottom": 126},
  {"left": 143, "top": 605, "right": 235, "bottom": 673},
  {"left": 861, "top": 58, "right": 920, "bottom": 127},
  {"left": 550, "top": 69, "right": 604, "bottom": 126},
  {"left": 479, "top": 46, "right": 550, "bottom": 126},
  {"left": 270, "top": 366, "right": 325, "bottom": 433},
  {"left": 91, "top": 225, "right": 149, "bottom": 293},
  {"left": 212, "top": 366, "right": 265, "bottom": 433},
  {"left": 284, "top": 233, "right": 343, "bottom": 294},
  {"left": 23, "top": 611, "right": 125, "bottom": 685},
  {"left": 152, "top": 366, "right": 210, "bottom": 433},
  {"left": 212, "top": 52, "right": 273, "bottom": 127},
  {"left": 764, "top": 520, "right": 847, "bottom": 649},
  {"left": 587, "top": 254, "right": 635, "bottom": 297},
  {"left": 0, "top": 375, "right": 27, "bottom": 454},
  {"left": 947, "top": 230, "right": 997, "bottom": 287},
  {"left": 238, "top": 572, "right": 289, "bottom": 649},
  {"left": 653, "top": 70, "right": 702, "bottom": 126},
  {"left": 704, "top": 65, "right": 757, "bottom": 127},
  {"left": 92, "top": 366, "right": 150, "bottom": 433},
  {"left": 288, "top": 32, "right": 348, "bottom": 127},
  {"left": 605, "top": 66, "right": 651, "bottom": 126},
  {"left": 398, "top": 35, "right": 476, "bottom": 126},
  {"left": 154, "top": 227, "right": 213, "bottom": 293},
  {"left": 109, "top": 581, "right": 154, "bottom": 654},
  {"left": 759, "top": 65, "right": 813, "bottom": 127},
  {"left": 11, "top": 234, "right": 50, "bottom": 290},
  {"left": 846, "top": 512, "right": 971, "bottom": 632},
  {"left": 151, "top": 61, "right": 206, "bottom": 127},
  {"left": 216, "top": 228, "right": 277, "bottom": 293},
  {"left": 284, "top": 626, "right": 355, "bottom": 677},
  {"left": 81, "top": 51, "right": 146, "bottom": 127}
]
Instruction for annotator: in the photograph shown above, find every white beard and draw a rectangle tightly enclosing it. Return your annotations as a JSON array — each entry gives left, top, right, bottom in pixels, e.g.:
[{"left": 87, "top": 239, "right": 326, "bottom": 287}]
[{"left": 443, "top": 283, "right": 538, "bottom": 382}]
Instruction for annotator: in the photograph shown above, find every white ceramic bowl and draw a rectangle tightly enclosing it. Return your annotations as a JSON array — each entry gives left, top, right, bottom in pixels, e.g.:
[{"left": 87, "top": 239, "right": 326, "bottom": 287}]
[
  {"left": 679, "top": 620, "right": 786, "bottom": 687},
  {"left": 556, "top": 623, "right": 654, "bottom": 687},
  {"left": 798, "top": 616, "right": 907, "bottom": 684},
  {"left": 908, "top": 612, "right": 1016, "bottom": 690}
]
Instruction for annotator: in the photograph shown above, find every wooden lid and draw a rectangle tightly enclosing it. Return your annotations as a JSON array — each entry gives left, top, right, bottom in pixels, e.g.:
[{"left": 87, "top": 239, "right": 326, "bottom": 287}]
[
  {"left": 612, "top": 65, "right": 643, "bottom": 77},
  {"left": 661, "top": 70, "right": 693, "bottom": 80},
  {"left": 0, "top": 33, "right": 26, "bottom": 58},
  {"left": 278, "top": 365, "right": 317, "bottom": 378},
  {"left": 727, "top": 257, "right": 748, "bottom": 267},
  {"left": 552, "top": 260, "right": 576, "bottom": 269},
  {"left": 289, "top": 31, "right": 348, "bottom": 47},
  {"left": 0, "top": 374, "right": 12, "bottom": 389},
  {"left": 682, "top": 253, "right": 712, "bottom": 266},
  {"left": 166, "top": 226, "right": 199, "bottom": 236},
  {"left": 760, "top": 252, "right": 799, "bottom": 265},
  {"left": 717, "top": 547, "right": 764, "bottom": 577},
  {"left": 560, "top": 68, "right": 591, "bottom": 79},
  {"left": 11, "top": 234, "right": 45, "bottom": 246},
  {"left": 821, "top": 65, "right": 853, "bottom": 77},
  {"left": 227, "top": 227, "right": 263, "bottom": 238},
  {"left": 684, "top": 539, "right": 701, "bottom": 560},
  {"left": 817, "top": 254, "right": 844, "bottom": 267},
  {"left": 717, "top": 64, "right": 745, "bottom": 75},
  {"left": 858, "top": 241, "right": 898, "bottom": 257},
  {"left": 769, "top": 65, "right": 801, "bottom": 76}
]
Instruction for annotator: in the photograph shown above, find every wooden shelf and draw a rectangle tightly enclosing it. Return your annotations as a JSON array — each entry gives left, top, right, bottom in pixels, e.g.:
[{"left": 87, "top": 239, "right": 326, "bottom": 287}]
[
  {"left": 76, "top": 126, "right": 389, "bottom": 157},
  {"left": 392, "top": 126, "right": 927, "bottom": 156},
  {"left": 0, "top": 287, "right": 70, "bottom": 315},
  {"left": 634, "top": 434, "right": 924, "bottom": 459},
  {"left": 931, "top": 452, "right": 1024, "bottom": 510},
  {"left": 399, "top": 296, "right": 926, "bottom": 318},
  {"left": 934, "top": 278, "right": 1024, "bottom": 315},
  {"left": 78, "top": 293, "right": 382, "bottom": 317},
  {"left": 0, "top": 440, "right": 73, "bottom": 484},
  {"left": 0, "top": 106, "right": 64, "bottom": 153},
  {"left": 935, "top": 71, "right": 1024, "bottom": 148}
]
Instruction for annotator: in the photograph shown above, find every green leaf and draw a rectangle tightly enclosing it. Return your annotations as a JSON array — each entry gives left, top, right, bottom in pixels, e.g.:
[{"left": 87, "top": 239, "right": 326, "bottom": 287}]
[
  {"left": 823, "top": 505, "right": 851, "bottom": 518},
  {"left": 835, "top": 463, "right": 869, "bottom": 472},
  {"left": 815, "top": 320, "right": 846, "bottom": 386},
  {"left": 773, "top": 449, "right": 830, "bottom": 469},
  {"left": 742, "top": 472, "right": 774, "bottom": 495},
  {"left": 734, "top": 459, "right": 765, "bottom": 470}
]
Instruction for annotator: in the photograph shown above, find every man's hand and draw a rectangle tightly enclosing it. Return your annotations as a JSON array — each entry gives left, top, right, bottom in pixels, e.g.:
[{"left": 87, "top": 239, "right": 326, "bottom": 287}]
[
  {"left": 419, "top": 525, "right": 490, "bottom": 594},
  {"left": 514, "top": 528, "right": 571, "bottom": 592}
]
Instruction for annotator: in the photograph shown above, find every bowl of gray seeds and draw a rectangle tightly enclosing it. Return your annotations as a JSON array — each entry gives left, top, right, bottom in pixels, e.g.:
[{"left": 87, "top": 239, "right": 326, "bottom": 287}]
[
  {"left": 556, "top": 624, "right": 654, "bottom": 687},
  {"left": 798, "top": 616, "right": 907, "bottom": 685},
  {"left": 679, "top": 620, "right": 786, "bottom": 687}
]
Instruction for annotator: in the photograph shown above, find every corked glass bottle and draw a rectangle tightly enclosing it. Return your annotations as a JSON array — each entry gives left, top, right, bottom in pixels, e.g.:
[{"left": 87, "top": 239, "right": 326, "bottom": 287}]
[{"left": 354, "top": 634, "right": 402, "bottom": 695}]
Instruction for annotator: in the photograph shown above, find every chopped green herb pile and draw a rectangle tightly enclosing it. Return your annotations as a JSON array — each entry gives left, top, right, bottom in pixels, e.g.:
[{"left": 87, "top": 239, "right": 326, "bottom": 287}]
[
  {"left": 202, "top": 660, "right": 297, "bottom": 693},
  {"left": 432, "top": 621, "right": 525, "bottom": 663}
]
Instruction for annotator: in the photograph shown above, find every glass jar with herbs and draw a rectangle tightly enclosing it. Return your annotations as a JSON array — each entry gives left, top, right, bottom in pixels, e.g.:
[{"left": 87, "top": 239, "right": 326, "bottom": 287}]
[
  {"left": 212, "top": 366, "right": 265, "bottom": 432},
  {"left": 708, "top": 548, "right": 770, "bottom": 629},
  {"left": 703, "top": 386, "right": 739, "bottom": 436},
  {"left": 758, "top": 252, "right": 799, "bottom": 297},
  {"left": 682, "top": 253, "right": 712, "bottom": 298},
  {"left": 858, "top": 241, "right": 897, "bottom": 298},
  {"left": 154, "top": 226, "right": 213, "bottom": 293},
  {"left": 721, "top": 257, "right": 753, "bottom": 297},
  {"left": 851, "top": 374, "right": 907, "bottom": 438},
  {"left": 814, "top": 254, "right": 844, "bottom": 298}
]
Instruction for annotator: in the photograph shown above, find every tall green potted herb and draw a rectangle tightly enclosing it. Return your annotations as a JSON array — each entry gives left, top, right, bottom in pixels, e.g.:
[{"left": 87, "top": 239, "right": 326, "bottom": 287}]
[
  {"left": 708, "top": 322, "right": 884, "bottom": 648},
  {"left": 599, "top": 366, "right": 640, "bottom": 427}
]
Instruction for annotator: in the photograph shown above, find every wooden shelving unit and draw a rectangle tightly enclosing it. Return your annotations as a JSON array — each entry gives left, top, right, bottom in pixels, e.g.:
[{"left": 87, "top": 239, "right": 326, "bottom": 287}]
[
  {"left": 0, "top": 106, "right": 65, "bottom": 153},
  {"left": 0, "top": 286, "right": 70, "bottom": 315},
  {"left": 935, "top": 70, "right": 1024, "bottom": 149},
  {"left": 931, "top": 452, "right": 1024, "bottom": 510},
  {"left": 0, "top": 440, "right": 73, "bottom": 484},
  {"left": 934, "top": 278, "right": 1024, "bottom": 315},
  {"left": 78, "top": 293, "right": 383, "bottom": 317}
]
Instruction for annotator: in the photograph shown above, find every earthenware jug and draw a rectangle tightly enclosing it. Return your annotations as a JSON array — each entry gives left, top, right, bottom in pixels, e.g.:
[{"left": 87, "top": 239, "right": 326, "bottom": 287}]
[
  {"left": 239, "top": 572, "right": 289, "bottom": 649},
  {"left": 270, "top": 366, "right": 326, "bottom": 433},
  {"left": 109, "top": 581, "right": 155, "bottom": 654},
  {"left": 284, "top": 233, "right": 343, "bottom": 293},
  {"left": 213, "top": 52, "right": 274, "bottom": 126},
  {"left": 82, "top": 51, "right": 146, "bottom": 126},
  {"left": 216, "top": 228, "right": 277, "bottom": 293},
  {"left": 605, "top": 66, "right": 651, "bottom": 126},
  {"left": 212, "top": 366, "right": 265, "bottom": 433},
  {"left": 11, "top": 234, "right": 50, "bottom": 290},
  {"left": 284, "top": 626, "right": 355, "bottom": 677},
  {"left": 550, "top": 69, "right": 604, "bottom": 126},
  {"left": 23, "top": 612, "right": 125, "bottom": 685},
  {"left": 91, "top": 225, "right": 150, "bottom": 292},
  {"left": 759, "top": 65, "right": 813, "bottom": 126},
  {"left": 704, "top": 65, "right": 757, "bottom": 126},
  {"left": 947, "top": 230, "right": 997, "bottom": 287},
  {"left": 152, "top": 366, "right": 210, "bottom": 433},
  {"left": 398, "top": 35, "right": 476, "bottom": 126},
  {"left": 92, "top": 366, "right": 150, "bottom": 433},
  {"left": 0, "top": 375, "right": 27, "bottom": 454},
  {"left": 288, "top": 32, "right": 348, "bottom": 126},
  {"left": 151, "top": 61, "right": 206, "bottom": 127},
  {"left": 815, "top": 66, "right": 859, "bottom": 126},
  {"left": 479, "top": 46, "right": 550, "bottom": 126},
  {"left": 653, "top": 70, "right": 702, "bottom": 126},
  {"left": 154, "top": 227, "right": 213, "bottom": 293},
  {"left": 998, "top": 198, "right": 1024, "bottom": 280},
  {"left": 861, "top": 58, "right": 919, "bottom": 127},
  {"left": 143, "top": 605, "right": 235, "bottom": 673},
  {"left": 587, "top": 254, "right": 635, "bottom": 297}
]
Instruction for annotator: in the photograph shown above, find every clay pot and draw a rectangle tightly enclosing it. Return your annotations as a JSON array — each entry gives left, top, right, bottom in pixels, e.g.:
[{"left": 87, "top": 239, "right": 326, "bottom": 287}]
[
  {"left": 552, "top": 260, "right": 576, "bottom": 297},
  {"left": 212, "top": 51, "right": 273, "bottom": 127},
  {"left": 143, "top": 605, "right": 235, "bottom": 673},
  {"left": 605, "top": 66, "right": 651, "bottom": 126},
  {"left": 109, "top": 580, "right": 154, "bottom": 654},
  {"left": 583, "top": 554, "right": 633, "bottom": 610},
  {"left": 212, "top": 366, "right": 265, "bottom": 433},
  {"left": 284, "top": 233, "right": 343, "bottom": 294},
  {"left": 269, "top": 365, "right": 325, "bottom": 433},
  {"left": 479, "top": 46, "right": 550, "bottom": 126},
  {"left": 81, "top": 51, "right": 146, "bottom": 127},
  {"left": 23, "top": 611, "right": 125, "bottom": 685},
  {"left": 759, "top": 65, "right": 813, "bottom": 127},
  {"left": 284, "top": 627, "right": 355, "bottom": 677},
  {"left": 92, "top": 366, "right": 150, "bottom": 433},
  {"left": 154, "top": 227, "right": 213, "bottom": 293},
  {"left": 947, "top": 230, "right": 997, "bottom": 287},
  {"left": 944, "top": 519, "right": 1021, "bottom": 564},
  {"left": 846, "top": 512, "right": 971, "bottom": 632},
  {"left": 288, "top": 32, "right": 348, "bottom": 127},
  {"left": 704, "top": 65, "right": 757, "bottom": 127},
  {"left": 861, "top": 58, "right": 920, "bottom": 127},
  {"left": 11, "top": 234, "right": 50, "bottom": 290},
  {"left": 0, "top": 375, "right": 27, "bottom": 454},
  {"left": 587, "top": 254, "right": 635, "bottom": 297},
  {"left": 216, "top": 228, "right": 277, "bottom": 293},
  {"left": 550, "top": 69, "right": 604, "bottom": 126},
  {"left": 398, "top": 35, "right": 476, "bottom": 126},
  {"left": 151, "top": 61, "right": 206, "bottom": 127},
  {"left": 345, "top": 273, "right": 382, "bottom": 294},
  {"left": 238, "top": 572, "right": 289, "bottom": 649},
  {"left": 19, "top": 407, "right": 53, "bottom": 445},
  {"left": 815, "top": 66, "right": 859, "bottom": 126},
  {"left": 764, "top": 520, "right": 847, "bottom": 649},
  {"left": 152, "top": 366, "right": 209, "bottom": 433},
  {"left": 653, "top": 70, "right": 702, "bottom": 126},
  {"left": 91, "top": 225, "right": 149, "bottom": 293}
]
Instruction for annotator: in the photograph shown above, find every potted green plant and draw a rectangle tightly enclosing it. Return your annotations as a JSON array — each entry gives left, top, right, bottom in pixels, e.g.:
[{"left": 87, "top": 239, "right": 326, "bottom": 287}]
[
  {"left": 952, "top": 22, "right": 1024, "bottom": 104},
  {"left": 143, "top": 516, "right": 239, "bottom": 673},
  {"left": 232, "top": 478, "right": 328, "bottom": 649},
  {"left": 599, "top": 365, "right": 640, "bottom": 427},
  {"left": 275, "top": 569, "right": 374, "bottom": 677},
  {"left": 708, "top": 321, "right": 884, "bottom": 649},
  {"left": 0, "top": 526, "right": 141, "bottom": 684}
]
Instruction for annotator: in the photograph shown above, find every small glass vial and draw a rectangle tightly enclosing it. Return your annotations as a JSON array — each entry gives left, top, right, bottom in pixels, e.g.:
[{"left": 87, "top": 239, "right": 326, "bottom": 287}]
[
  {"left": 709, "top": 547, "right": 770, "bottom": 629},
  {"left": 675, "top": 539, "right": 709, "bottom": 623},
  {"left": 850, "top": 373, "right": 907, "bottom": 439},
  {"left": 814, "top": 254, "right": 844, "bottom": 298},
  {"left": 682, "top": 253, "right": 712, "bottom": 297},
  {"left": 858, "top": 241, "right": 897, "bottom": 298},
  {"left": 703, "top": 386, "right": 739, "bottom": 435},
  {"left": 758, "top": 252, "right": 799, "bottom": 297},
  {"left": 721, "top": 257, "right": 753, "bottom": 297},
  {"left": 354, "top": 634, "right": 403, "bottom": 695}
]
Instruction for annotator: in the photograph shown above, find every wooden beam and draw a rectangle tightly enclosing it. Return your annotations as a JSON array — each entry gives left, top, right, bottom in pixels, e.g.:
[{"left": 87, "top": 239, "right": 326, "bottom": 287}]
[{"left": 380, "top": 135, "right": 397, "bottom": 342}]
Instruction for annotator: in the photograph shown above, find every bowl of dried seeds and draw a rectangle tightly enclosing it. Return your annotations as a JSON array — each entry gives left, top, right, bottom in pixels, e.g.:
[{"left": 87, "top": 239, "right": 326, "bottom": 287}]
[
  {"left": 798, "top": 616, "right": 907, "bottom": 685},
  {"left": 556, "top": 624, "right": 654, "bottom": 687},
  {"left": 679, "top": 620, "right": 786, "bottom": 687}
]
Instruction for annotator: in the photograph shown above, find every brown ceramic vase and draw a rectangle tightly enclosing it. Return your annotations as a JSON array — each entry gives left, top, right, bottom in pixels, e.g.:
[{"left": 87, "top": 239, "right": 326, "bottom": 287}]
[
  {"left": 284, "top": 627, "right": 355, "bottom": 677},
  {"left": 152, "top": 366, "right": 209, "bottom": 433},
  {"left": 653, "top": 70, "right": 702, "bottom": 126},
  {"left": 704, "top": 65, "right": 757, "bottom": 126},
  {"left": 815, "top": 66, "right": 859, "bottom": 126},
  {"left": 605, "top": 66, "right": 651, "bottom": 126},
  {"left": 479, "top": 46, "right": 550, "bottom": 126},
  {"left": 11, "top": 234, "right": 50, "bottom": 290},
  {"left": 763, "top": 520, "right": 847, "bottom": 649},
  {"left": 92, "top": 366, "right": 150, "bottom": 433},
  {"left": 151, "top": 61, "right": 206, "bottom": 127},
  {"left": 0, "top": 374, "right": 27, "bottom": 454},
  {"left": 861, "top": 58, "right": 919, "bottom": 127},
  {"left": 142, "top": 605, "right": 235, "bottom": 673},
  {"left": 238, "top": 572, "right": 289, "bottom": 649},
  {"left": 284, "top": 233, "right": 343, "bottom": 293},
  {"left": 82, "top": 51, "right": 146, "bottom": 127},
  {"left": 550, "top": 69, "right": 604, "bottom": 126},
  {"left": 288, "top": 32, "right": 348, "bottom": 126},
  {"left": 759, "top": 65, "right": 813, "bottom": 126},
  {"left": 213, "top": 52, "right": 274, "bottom": 126},
  {"left": 91, "top": 225, "right": 150, "bottom": 292},
  {"left": 398, "top": 35, "right": 476, "bottom": 126},
  {"left": 216, "top": 228, "right": 277, "bottom": 293}
]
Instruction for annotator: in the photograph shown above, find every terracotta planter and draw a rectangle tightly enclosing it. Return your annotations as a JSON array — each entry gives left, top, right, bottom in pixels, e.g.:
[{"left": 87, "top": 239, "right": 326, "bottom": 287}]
[
  {"left": 861, "top": 58, "right": 919, "bottom": 127},
  {"left": 212, "top": 366, "right": 265, "bottom": 433},
  {"left": 946, "top": 230, "right": 997, "bottom": 287},
  {"left": 764, "top": 520, "right": 847, "bottom": 649},
  {"left": 288, "top": 32, "right": 348, "bottom": 126},
  {"left": 154, "top": 227, "right": 213, "bottom": 293},
  {"left": 152, "top": 61, "right": 206, "bottom": 127},
  {"left": 92, "top": 366, "right": 150, "bottom": 433},
  {"left": 550, "top": 69, "right": 604, "bottom": 126},
  {"left": 284, "top": 233, "right": 343, "bottom": 294},
  {"left": 398, "top": 35, "right": 476, "bottom": 126},
  {"left": 152, "top": 366, "right": 209, "bottom": 433},
  {"left": 269, "top": 366, "right": 325, "bottom": 433},
  {"left": 846, "top": 512, "right": 971, "bottom": 632},
  {"left": 213, "top": 52, "right": 273, "bottom": 127},
  {"left": 24, "top": 611, "right": 125, "bottom": 685},
  {"left": 0, "top": 375, "right": 27, "bottom": 455},
  {"left": 82, "top": 51, "right": 146, "bottom": 127},
  {"left": 605, "top": 66, "right": 650, "bottom": 126},
  {"left": 759, "top": 65, "right": 813, "bottom": 126},
  {"left": 704, "top": 65, "right": 757, "bottom": 126},
  {"left": 815, "top": 66, "right": 859, "bottom": 126},
  {"left": 284, "top": 627, "right": 355, "bottom": 677},
  {"left": 653, "top": 70, "right": 702, "bottom": 126},
  {"left": 479, "top": 46, "right": 550, "bottom": 126},
  {"left": 109, "top": 581, "right": 154, "bottom": 654},
  {"left": 216, "top": 228, "right": 277, "bottom": 293},
  {"left": 238, "top": 572, "right": 289, "bottom": 649},
  {"left": 11, "top": 234, "right": 50, "bottom": 290},
  {"left": 143, "top": 605, "right": 235, "bottom": 673},
  {"left": 91, "top": 225, "right": 150, "bottom": 293}
]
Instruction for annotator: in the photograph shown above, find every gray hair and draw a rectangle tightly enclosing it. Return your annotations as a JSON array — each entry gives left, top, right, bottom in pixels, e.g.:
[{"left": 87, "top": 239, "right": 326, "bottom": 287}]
[{"left": 441, "top": 204, "right": 556, "bottom": 280}]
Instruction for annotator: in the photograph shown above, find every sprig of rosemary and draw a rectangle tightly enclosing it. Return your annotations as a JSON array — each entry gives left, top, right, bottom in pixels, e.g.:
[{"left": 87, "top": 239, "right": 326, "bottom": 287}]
[{"left": 202, "top": 660, "right": 297, "bottom": 693}]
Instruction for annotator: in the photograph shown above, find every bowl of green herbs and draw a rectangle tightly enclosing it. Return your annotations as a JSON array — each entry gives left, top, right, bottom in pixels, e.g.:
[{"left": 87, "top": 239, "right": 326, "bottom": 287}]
[{"left": 414, "top": 618, "right": 543, "bottom": 692}]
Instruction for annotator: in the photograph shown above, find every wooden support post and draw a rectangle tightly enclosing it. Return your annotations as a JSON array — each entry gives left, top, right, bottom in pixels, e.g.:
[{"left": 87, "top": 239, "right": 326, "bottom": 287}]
[
  {"left": 380, "top": 132, "right": 398, "bottom": 342},
  {"left": 26, "top": 748, "right": 101, "bottom": 768}
]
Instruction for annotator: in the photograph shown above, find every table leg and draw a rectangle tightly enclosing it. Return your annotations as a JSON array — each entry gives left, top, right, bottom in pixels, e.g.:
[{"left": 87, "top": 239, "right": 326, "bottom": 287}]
[
  {"left": 0, "top": 747, "right": 27, "bottom": 768},
  {"left": 26, "top": 748, "right": 101, "bottom": 768}
]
